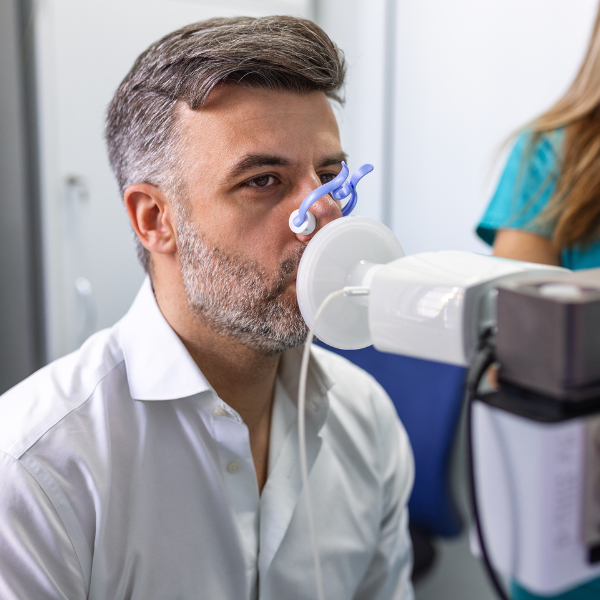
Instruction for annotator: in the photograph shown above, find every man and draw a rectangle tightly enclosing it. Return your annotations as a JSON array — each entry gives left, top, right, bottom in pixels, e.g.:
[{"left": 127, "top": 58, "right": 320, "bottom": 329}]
[{"left": 0, "top": 16, "right": 414, "bottom": 600}]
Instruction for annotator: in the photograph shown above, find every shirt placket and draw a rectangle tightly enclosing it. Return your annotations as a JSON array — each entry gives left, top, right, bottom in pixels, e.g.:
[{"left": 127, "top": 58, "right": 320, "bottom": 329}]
[
  {"left": 211, "top": 399, "right": 261, "bottom": 600},
  {"left": 257, "top": 376, "right": 329, "bottom": 596}
]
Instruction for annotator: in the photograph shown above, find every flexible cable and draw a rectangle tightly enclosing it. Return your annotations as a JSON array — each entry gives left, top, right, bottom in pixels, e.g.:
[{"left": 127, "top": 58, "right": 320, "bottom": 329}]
[
  {"left": 465, "top": 332, "right": 511, "bottom": 600},
  {"left": 297, "top": 286, "right": 370, "bottom": 600}
]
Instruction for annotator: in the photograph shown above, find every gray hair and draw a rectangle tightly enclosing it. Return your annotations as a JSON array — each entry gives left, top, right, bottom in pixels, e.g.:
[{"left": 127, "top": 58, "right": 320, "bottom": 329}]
[{"left": 105, "top": 15, "right": 346, "bottom": 272}]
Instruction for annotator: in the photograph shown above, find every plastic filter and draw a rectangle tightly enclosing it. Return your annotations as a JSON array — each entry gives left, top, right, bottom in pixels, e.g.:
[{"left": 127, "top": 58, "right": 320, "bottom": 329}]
[{"left": 297, "top": 216, "right": 404, "bottom": 349}]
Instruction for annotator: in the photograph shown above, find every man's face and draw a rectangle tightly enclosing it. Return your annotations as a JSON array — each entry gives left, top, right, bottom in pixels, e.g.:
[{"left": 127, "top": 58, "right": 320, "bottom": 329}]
[{"left": 173, "top": 86, "right": 345, "bottom": 353}]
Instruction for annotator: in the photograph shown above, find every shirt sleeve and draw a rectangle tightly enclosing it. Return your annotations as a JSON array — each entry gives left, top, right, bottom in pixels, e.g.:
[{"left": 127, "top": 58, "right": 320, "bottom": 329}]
[
  {"left": 0, "top": 451, "right": 87, "bottom": 600},
  {"left": 476, "top": 130, "right": 563, "bottom": 246},
  {"left": 353, "top": 387, "right": 415, "bottom": 600}
]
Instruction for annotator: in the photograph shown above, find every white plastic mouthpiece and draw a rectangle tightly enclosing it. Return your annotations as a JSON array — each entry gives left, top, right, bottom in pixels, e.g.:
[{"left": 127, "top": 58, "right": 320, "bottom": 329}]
[
  {"left": 289, "top": 209, "right": 316, "bottom": 235},
  {"left": 296, "top": 216, "right": 404, "bottom": 349}
]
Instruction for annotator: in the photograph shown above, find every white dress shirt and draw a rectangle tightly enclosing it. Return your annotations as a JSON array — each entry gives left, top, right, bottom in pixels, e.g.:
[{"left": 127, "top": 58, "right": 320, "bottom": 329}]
[{"left": 0, "top": 279, "right": 414, "bottom": 600}]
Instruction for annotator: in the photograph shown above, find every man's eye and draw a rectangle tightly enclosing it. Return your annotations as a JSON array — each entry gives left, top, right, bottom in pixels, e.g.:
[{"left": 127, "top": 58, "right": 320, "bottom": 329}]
[
  {"left": 248, "top": 175, "right": 277, "bottom": 187},
  {"left": 320, "top": 172, "right": 337, "bottom": 184}
]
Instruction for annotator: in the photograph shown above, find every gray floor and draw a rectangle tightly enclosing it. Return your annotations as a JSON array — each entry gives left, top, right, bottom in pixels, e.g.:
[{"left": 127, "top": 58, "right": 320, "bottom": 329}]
[{"left": 414, "top": 533, "right": 499, "bottom": 600}]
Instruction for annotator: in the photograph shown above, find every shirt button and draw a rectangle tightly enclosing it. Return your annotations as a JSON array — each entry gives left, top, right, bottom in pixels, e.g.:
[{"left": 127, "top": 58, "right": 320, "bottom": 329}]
[
  {"left": 227, "top": 461, "right": 241, "bottom": 474},
  {"left": 213, "top": 407, "right": 227, "bottom": 417}
]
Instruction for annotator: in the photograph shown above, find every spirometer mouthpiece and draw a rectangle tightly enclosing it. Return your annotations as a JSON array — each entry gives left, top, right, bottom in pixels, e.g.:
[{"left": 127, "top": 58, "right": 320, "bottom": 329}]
[
  {"left": 296, "top": 216, "right": 404, "bottom": 349},
  {"left": 289, "top": 162, "right": 374, "bottom": 235}
]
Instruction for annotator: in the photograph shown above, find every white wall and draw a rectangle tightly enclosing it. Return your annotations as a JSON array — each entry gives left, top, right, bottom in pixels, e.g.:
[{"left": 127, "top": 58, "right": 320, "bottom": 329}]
[{"left": 318, "top": 0, "right": 390, "bottom": 223}]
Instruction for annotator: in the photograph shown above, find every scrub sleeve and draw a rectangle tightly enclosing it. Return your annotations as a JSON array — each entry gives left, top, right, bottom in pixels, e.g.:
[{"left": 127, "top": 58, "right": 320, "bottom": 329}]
[
  {"left": 476, "top": 130, "right": 561, "bottom": 246},
  {"left": 476, "top": 128, "right": 600, "bottom": 270},
  {"left": 477, "top": 129, "right": 600, "bottom": 598}
]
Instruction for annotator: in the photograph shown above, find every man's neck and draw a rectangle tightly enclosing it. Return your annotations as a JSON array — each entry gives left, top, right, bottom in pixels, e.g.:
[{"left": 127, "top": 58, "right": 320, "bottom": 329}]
[
  {"left": 182, "top": 326, "right": 280, "bottom": 428},
  {"left": 153, "top": 268, "right": 279, "bottom": 492}
]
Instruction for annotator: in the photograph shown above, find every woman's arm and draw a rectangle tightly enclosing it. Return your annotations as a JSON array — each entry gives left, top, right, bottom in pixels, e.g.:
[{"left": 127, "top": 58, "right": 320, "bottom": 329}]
[{"left": 493, "top": 229, "right": 561, "bottom": 266}]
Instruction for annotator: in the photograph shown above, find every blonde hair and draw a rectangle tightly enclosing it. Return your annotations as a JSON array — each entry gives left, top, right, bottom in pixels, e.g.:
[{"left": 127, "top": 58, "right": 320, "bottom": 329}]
[{"left": 527, "top": 6, "right": 600, "bottom": 248}]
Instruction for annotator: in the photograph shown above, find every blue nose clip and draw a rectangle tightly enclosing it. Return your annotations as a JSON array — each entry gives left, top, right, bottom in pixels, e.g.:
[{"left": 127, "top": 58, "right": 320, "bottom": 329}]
[{"left": 289, "top": 161, "right": 374, "bottom": 234}]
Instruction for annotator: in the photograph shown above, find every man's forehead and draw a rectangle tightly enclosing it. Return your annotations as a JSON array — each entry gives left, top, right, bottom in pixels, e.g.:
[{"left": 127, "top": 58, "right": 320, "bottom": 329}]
[
  {"left": 176, "top": 85, "right": 336, "bottom": 133},
  {"left": 175, "top": 85, "right": 341, "bottom": 167}
]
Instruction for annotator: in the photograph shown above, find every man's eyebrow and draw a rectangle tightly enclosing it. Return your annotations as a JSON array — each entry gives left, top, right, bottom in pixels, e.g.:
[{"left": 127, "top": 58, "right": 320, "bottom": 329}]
[
  {"left": 226, "top": 151, "right": 349, "bottom": 182},
  {"left": 315, "top": 152, "right": 348, "bottom": 170},
  {"left": 227, "top": 154, "right": 291, "bottom": 181}
]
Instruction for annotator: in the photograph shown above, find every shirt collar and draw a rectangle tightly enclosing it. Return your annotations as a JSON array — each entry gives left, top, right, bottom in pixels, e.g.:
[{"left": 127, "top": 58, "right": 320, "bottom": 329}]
[
  {"left": 119, "top": 277, "right": 211, "bottom": 401},
  {"left": 119, "top": 278, "right": 335, "bottom": 409}
]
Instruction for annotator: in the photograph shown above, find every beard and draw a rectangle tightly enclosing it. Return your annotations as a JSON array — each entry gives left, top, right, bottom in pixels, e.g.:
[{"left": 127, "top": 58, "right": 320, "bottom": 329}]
[{"left": 176, "top": 218, "right": 309, "bottom": 355}]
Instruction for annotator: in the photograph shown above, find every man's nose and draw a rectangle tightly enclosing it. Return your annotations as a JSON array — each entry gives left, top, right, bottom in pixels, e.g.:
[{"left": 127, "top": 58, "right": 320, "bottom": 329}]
[{"left": 291, "top": 176, "right": 343, "bottom": 243}]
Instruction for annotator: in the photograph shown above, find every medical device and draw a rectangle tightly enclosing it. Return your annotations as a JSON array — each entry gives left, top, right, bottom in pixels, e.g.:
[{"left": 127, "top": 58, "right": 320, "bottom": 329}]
[
  {"left": 291, "top": 185, "right": 600, "bottom": 598},
  {"left": 288, "top": 161, "right": 373, "bottom": 235}
]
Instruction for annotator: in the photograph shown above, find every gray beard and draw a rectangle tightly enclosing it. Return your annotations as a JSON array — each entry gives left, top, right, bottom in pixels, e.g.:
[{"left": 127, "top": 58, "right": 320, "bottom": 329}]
[{"left": 177, "top": 218, "right": 308, "bottom": 355}]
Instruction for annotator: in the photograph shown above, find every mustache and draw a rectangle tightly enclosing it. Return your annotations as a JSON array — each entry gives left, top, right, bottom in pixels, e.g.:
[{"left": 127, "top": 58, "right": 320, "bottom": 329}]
[{"left": 267, "top": 243, "right": 307, "bottom": 299}]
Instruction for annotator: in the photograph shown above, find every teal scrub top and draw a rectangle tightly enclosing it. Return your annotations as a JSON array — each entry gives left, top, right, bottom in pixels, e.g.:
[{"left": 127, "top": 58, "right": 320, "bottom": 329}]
[
  {"left": 511, "top": 580, "right": 600, "bottom": 600},
  {"left": 476, "top": 128, "right": 600, "bottom": 270},
  {"left": 478, "top": 130, "right": 600, "bottom": 597}
]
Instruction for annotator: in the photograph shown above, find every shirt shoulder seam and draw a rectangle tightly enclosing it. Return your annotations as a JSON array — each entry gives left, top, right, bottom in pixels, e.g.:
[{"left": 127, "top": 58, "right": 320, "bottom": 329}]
[
  {"left": 0, "top": 449, "right": 89, "bottom": 590},
  {"left": 7, "top": 358, "right": 125, "bottom": 459}
]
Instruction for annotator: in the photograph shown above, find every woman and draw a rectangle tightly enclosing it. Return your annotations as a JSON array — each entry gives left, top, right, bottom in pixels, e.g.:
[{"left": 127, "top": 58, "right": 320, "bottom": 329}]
[
  {"left": 478, "top": 9, "right": 600, "bottom": 271},
  {"left": 477, "top": 6, "right": 600, "bottom": 600}
]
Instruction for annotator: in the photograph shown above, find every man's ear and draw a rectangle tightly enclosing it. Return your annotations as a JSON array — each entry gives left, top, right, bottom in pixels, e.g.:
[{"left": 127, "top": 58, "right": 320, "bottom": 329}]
[{"left": 124, "top": 183, "right": 177, "bottom": 257}]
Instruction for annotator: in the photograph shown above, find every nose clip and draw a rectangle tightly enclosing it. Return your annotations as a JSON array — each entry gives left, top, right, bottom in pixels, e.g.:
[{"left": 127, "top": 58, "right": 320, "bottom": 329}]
[{"left": 289, "top": 161, "right": 374, "bottom": 235}]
